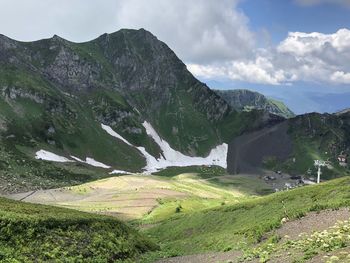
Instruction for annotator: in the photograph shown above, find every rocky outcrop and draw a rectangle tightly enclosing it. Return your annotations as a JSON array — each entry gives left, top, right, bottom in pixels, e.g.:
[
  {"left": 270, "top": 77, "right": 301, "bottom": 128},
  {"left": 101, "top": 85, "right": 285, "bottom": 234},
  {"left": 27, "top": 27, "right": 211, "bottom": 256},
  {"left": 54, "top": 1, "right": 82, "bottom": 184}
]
[{"left": 1, "top": 86, "right": 44, "bottom": 104}]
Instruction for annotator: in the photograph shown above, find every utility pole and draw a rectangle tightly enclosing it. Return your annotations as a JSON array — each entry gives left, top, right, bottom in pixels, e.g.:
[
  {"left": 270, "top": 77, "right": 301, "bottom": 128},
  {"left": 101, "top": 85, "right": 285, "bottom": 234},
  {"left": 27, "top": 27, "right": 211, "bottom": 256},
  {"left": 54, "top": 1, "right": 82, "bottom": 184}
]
[{"left": 314, "top": 160, "right": 326, "bottom": 184}]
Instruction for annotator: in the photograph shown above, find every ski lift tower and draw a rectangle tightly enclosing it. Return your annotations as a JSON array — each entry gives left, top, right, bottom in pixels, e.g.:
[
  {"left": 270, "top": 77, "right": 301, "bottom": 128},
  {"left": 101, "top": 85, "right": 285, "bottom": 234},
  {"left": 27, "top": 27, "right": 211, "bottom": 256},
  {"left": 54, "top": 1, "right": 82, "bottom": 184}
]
[{"left": 314, "top": 160, "right": 326, "bottom": 184}]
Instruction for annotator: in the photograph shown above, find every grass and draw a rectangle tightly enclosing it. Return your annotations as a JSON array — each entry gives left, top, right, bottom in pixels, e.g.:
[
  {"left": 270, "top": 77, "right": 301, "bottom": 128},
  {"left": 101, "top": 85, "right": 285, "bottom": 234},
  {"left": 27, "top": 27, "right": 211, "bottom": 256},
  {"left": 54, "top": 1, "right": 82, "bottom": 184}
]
[
  {"left": 141, "top": 197, "right": 228, "bottom": 224},
  {"left": 0, "top": 140, "right": 114, "bottom": 193},
  {"left": 9, "top": 165, "right": 273, "bottom": 226},
  {"left": 0, "top": 68, "right": 151, "bottom": 192},
  {"left": 141, "top": 176, "right": 350, "bottom": 262},
  {"left": 268, "top": 98, "right": 295, "bottom": 118},
  {"left": 154, "top": 165, "right": 227, "bottom": 178},
  {"left": 247, "top": 215, "right": 350, "bottom": 262},
  {"left": 23, "top": 168, "right": 263, "bottom": 222},
  {"left": 0, "top": 196, "right": 157, "bottom": 262},
  {"left": 154, "top": 87, "right": 221, "bottom": 157}
]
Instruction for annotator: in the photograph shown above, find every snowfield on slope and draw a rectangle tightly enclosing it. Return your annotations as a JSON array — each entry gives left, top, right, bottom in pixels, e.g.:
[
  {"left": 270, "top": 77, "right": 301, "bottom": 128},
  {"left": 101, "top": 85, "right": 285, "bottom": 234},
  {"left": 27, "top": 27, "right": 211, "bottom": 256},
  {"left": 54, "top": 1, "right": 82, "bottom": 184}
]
[
  {"left": 35, "top": 150, "right": 120, "bottom": 170},
  {"left": 101, "top": 121, "right": 228, "bottom": 173},
  {"left": 35, "top": 150, "right": 75, "bottom": 163},
  {"left": 71, "top": 156, "right": 111, "bottom": 169}
]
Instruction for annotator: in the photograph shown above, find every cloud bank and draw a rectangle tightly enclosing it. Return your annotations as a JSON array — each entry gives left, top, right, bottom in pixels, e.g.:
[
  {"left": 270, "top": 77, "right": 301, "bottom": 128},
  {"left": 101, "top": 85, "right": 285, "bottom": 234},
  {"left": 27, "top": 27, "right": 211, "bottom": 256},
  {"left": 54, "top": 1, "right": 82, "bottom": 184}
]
[{"left": 189, "top": 29, "right": 350, "bottom": 85}]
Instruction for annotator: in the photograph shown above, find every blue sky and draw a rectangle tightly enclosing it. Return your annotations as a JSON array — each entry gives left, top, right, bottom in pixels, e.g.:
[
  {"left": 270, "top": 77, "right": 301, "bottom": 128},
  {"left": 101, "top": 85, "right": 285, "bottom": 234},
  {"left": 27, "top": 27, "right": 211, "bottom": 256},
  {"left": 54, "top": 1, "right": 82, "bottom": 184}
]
[
  {"left": 191, "top": 0, "right": 350, "bottom": 114},
  {"left": 240, "top": 0, "right": 350, "bottom": 44},
  {"left": 0, "top": 0, "right": 349, "bottom": 114}
]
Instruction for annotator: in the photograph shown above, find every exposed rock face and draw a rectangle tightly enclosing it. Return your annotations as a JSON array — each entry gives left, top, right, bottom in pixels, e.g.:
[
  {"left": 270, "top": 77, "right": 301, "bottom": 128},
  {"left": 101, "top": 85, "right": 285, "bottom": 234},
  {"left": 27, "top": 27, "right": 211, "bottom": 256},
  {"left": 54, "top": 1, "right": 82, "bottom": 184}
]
[
  {"left": 93, "top": 29, "right": 230, "bottom": 122},
  {"left": 1, "top": 87, "right": 44, "bottom": 104},
  {"left": 45, "top": 46, "right": 99, "bottom": 90}
]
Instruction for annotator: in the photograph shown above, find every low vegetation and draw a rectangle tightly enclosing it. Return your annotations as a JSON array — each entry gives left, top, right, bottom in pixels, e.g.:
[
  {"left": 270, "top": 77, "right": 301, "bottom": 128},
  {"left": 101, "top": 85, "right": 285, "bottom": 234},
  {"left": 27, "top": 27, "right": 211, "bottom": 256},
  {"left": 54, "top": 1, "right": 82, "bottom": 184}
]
[
  {"left": 0, "top": 197, "right": 157, "bottom": 262},
  {"left": 141, "top": 176, "right": 350, "bottom": 262},
  {"left": 0, "top": 140, "right": 112, "bottom": 194},
  {"left": 247, "top": 216, "right": 350, "bottom": 262}
]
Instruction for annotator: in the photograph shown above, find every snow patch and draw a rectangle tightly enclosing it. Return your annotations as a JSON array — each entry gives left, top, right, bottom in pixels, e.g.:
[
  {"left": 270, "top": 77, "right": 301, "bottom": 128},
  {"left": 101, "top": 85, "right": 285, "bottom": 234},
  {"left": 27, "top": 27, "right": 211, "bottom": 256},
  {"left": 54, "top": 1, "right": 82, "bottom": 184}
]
[
  {"left": 101, "top": 124, "right": 133, "bottom": 146},
  {"left": 142, "top": 121, "right": 228, "bottom": 169},
  {"left": 71, "top": 156, "right": 111, "bottom": 169},
  {"left": 110, "top": 170, "right": 131, "bottom": 175},
  {"left": 35, "top": 150, "right": 74, "bottom": 163},
  {"left": 101, "top": 122, "right": 228, "bottom": 173}
]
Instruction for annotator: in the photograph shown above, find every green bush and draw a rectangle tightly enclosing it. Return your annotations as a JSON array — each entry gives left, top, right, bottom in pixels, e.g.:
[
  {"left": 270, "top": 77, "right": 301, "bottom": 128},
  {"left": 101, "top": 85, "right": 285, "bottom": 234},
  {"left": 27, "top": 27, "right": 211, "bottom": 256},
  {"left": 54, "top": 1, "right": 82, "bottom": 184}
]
[{"left": 0, "top": 197, "right": 158, "bottom": 262}]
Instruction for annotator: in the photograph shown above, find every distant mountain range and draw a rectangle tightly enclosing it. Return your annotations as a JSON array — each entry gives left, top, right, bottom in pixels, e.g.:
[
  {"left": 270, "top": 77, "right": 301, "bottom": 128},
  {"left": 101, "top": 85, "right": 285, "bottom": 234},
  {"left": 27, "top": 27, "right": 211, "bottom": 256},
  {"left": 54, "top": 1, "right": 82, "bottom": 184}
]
[{"left": 214, "top": 89, "right": 295, "bottom": 119}]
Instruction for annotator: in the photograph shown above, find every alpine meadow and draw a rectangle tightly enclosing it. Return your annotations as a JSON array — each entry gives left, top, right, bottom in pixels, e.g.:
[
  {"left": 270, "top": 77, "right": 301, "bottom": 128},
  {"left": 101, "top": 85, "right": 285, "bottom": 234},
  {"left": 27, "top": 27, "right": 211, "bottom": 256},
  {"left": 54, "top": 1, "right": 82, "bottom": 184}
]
[{"left": 0, "top": 1, "right": 350, "bottom": 262}]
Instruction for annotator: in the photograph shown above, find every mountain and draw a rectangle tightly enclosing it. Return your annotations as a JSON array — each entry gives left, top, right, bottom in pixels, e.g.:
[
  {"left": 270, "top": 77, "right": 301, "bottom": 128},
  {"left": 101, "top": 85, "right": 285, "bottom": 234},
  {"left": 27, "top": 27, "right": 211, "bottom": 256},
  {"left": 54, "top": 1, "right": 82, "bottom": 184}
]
[
  {"left": 214, "top": 89, "right": 295, "bottom": 118},
  {"left": 0, "top": 29, "right": 279, "bottom": 192},
  {"left": 228, "top": 110, "right": 350, "bottom": 178}
]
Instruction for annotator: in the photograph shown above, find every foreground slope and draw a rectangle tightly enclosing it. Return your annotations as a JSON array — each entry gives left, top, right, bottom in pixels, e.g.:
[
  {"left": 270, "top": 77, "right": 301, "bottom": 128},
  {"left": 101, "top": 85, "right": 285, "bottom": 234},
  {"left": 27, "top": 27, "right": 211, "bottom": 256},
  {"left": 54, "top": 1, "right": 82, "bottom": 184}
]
[
  {"left": 142, "top": 176, "right": 350, "bottom": 262},
  {"left": 0, "top": 196, "right": 157, "bottom": 262}
]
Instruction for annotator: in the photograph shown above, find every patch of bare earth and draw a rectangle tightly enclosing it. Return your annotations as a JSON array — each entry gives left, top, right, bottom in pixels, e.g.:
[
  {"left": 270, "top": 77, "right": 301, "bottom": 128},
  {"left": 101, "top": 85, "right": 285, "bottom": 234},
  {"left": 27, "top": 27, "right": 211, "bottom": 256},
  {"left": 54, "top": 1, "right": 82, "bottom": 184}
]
[
  {"left": 155, "top": 251, "right": 242, "bottom": 263},
  {"left": 267, "top": 208, "right": 350, "bottom": 263},
  {"left": 276, "top": 208, "right": 350, "bottom": 240}
]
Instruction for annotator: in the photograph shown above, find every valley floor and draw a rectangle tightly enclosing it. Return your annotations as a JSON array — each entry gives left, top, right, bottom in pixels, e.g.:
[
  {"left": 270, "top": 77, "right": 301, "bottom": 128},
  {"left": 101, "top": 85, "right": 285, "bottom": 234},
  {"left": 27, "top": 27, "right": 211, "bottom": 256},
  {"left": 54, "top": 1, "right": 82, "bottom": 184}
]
[{"left": 8, "top": 170, "right": 269, "bottom": 221}]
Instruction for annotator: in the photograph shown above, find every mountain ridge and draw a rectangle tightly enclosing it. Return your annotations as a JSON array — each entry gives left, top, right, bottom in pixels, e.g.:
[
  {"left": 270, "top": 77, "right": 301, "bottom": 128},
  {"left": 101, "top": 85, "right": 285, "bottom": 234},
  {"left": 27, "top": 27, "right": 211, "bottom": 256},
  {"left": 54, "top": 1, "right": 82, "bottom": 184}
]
[{"left": 214, "top": 89, "right": 295, "bottom": 118}]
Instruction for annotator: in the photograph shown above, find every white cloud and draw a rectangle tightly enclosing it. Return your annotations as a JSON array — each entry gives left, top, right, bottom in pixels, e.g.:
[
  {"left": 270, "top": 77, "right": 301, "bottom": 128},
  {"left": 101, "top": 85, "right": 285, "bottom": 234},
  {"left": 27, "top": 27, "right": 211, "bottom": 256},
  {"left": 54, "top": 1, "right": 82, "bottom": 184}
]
[
  {"left": 189, "top": 28, "right": 350, "bottom": 86},
  {"left": 0, "top": 0, "right": 254, "bottom": 64},
  {"left": 188, "top": 55, "right": 290, "bottom": 85},
  {"left": 277, "top": 29, "right": 350, "bottom": 55},
  {"left": 111, "top": 0, "right": 255, "bottom": 63},
  {"left": 331, "top": 71, "right": 350, "bottom": 84}
]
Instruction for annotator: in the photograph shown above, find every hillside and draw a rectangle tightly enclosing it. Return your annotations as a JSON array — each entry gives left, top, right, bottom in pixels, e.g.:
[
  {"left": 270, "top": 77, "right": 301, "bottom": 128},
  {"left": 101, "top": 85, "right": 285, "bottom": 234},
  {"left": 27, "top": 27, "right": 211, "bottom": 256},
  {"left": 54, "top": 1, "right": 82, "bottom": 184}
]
[
  {"left": 214, "top": 89, "right": 295, "bottom": 118},
  {"left": 0, "top": 196, "right": 157, "bottom": 262},
  {"left": 142, "top": 176, "right": 350, "bottom": 262},
  {"left": 227, "top": 111, "right": 350, "bottom": 178},
  {"left": 0, "top": 29, "right": 276, "bottom": 191}
]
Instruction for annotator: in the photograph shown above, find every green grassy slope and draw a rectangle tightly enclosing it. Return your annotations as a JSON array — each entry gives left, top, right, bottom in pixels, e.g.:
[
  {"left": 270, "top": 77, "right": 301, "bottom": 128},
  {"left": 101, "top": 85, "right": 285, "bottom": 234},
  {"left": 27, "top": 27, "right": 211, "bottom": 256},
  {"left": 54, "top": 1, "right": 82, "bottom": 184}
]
[
  {"left": 268, "top": 98, "right": 295, "bottom": 118},
  {"left": 142, "top": 176, "right": 350, "bottom": 261},
  {"left": 0, "top": 66, "right": 147, "bottom": 170},
  {"left": 0, "top": 197, "right": 157, "bottom": 262}
]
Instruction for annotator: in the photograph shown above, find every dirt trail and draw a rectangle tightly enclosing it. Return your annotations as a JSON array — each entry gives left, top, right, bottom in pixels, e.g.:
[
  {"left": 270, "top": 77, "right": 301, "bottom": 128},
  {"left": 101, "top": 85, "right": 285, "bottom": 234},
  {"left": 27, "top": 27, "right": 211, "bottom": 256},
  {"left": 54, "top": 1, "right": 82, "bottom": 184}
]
[
  {"left": 155, "top": 251, "right": 241, "bottom": 263},
  {"left": 268, "top": 208, "right": 350, "bottom": 263},
  {"left": 276, "top": 208, "right": 350, "bottom": 240}
]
